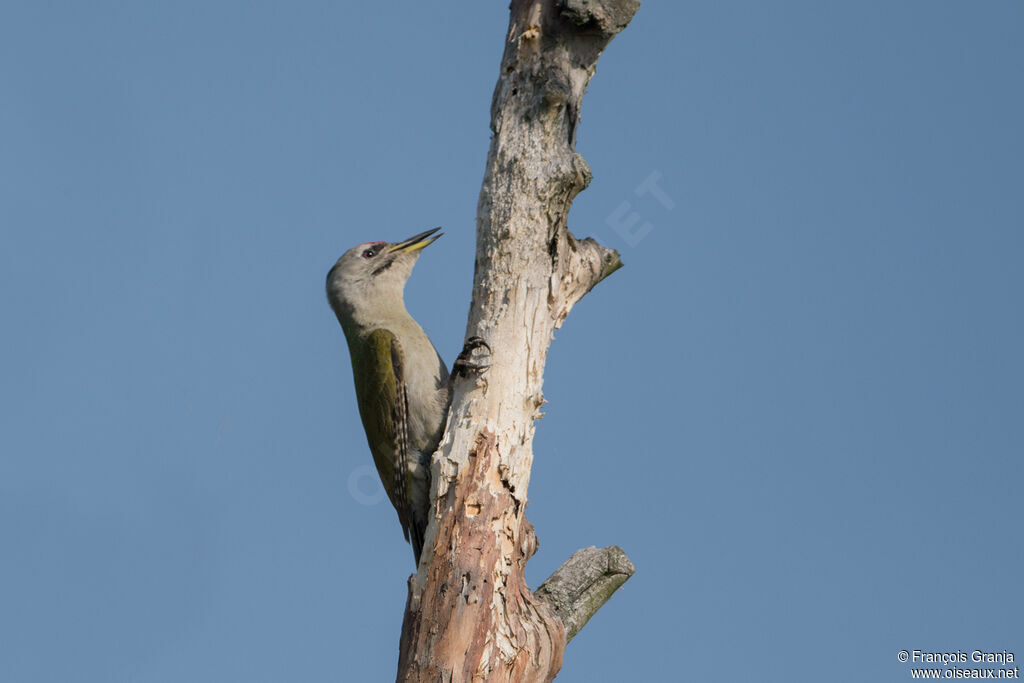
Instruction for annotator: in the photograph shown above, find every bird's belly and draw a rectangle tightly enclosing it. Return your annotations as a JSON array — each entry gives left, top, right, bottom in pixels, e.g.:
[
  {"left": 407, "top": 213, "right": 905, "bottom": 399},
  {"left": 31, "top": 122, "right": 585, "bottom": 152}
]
[
  {"left": 403, "top": 341, "right": 450, "bottom": 454},
  {"left": 405, "top": 379, "right": 449, "bottom": 454}
]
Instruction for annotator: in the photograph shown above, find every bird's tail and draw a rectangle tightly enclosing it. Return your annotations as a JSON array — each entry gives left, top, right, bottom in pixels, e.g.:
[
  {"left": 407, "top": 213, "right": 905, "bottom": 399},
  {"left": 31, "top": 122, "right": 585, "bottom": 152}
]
[{"left": 410, "top": 519, "right": 425, "bottom": 566}]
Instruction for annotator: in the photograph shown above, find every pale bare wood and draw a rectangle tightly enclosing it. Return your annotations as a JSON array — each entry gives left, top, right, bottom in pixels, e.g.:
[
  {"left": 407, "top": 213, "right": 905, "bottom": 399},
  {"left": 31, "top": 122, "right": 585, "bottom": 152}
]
[{"left": 397, "top": 2, "right": 639, "bottom": 680}]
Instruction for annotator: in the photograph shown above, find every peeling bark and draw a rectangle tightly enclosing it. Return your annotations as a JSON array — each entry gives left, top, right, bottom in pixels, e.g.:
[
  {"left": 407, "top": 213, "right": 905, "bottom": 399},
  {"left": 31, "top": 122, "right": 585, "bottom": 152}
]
[{"left": 396, "top": 2, "right": 639, "bottom": 680}]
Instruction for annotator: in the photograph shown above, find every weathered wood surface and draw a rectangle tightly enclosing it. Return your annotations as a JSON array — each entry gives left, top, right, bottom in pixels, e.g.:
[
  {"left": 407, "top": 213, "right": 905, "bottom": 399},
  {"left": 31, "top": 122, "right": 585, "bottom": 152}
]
[{"left": 397, "top": 2, "right": 640, "bottom": 680}]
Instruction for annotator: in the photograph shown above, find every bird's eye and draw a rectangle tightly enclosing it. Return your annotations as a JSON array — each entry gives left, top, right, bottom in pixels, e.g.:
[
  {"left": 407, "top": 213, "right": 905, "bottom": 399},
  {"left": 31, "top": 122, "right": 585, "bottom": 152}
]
[{"left": 362, "top": 247, "right": 377, "bottom": 259}]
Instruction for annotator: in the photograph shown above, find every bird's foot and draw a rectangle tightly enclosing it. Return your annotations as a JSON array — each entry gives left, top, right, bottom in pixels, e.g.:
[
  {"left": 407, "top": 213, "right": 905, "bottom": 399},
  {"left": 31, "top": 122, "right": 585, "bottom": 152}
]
[{"left": 453, "top": 336, "right": 491, "bottom": 378}]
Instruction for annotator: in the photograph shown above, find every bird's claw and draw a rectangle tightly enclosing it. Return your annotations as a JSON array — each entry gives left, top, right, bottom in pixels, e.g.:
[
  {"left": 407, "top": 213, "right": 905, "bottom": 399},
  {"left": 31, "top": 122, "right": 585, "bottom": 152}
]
[{"left": 454, "top": 336, "right": 491, "bottom": 378}]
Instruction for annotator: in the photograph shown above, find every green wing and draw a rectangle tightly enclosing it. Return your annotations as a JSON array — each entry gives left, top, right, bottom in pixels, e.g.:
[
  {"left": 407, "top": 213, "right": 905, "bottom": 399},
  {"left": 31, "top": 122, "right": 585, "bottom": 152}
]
[{"left": 348, "top": 329, "right": 417, "bottom": 552}]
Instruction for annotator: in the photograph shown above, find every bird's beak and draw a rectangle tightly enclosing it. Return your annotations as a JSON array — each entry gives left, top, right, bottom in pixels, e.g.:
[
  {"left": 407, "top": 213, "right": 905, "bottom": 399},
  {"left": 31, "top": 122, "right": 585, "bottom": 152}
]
[{"left": 388, "top": 227, "right": 443, "bottom": 255}]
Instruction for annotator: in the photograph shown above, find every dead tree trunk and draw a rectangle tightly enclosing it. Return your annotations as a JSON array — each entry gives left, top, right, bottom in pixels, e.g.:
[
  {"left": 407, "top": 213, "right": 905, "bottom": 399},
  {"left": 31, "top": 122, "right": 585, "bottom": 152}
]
[{"left": 397, "top": 1, "right": 639, "bottom": 680}]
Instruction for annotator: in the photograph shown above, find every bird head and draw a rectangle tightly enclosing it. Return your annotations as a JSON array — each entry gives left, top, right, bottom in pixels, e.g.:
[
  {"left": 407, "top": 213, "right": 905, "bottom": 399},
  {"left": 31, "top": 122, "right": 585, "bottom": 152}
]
[{"left": 326, "top": 227, "right": 442, "bottom": 326}]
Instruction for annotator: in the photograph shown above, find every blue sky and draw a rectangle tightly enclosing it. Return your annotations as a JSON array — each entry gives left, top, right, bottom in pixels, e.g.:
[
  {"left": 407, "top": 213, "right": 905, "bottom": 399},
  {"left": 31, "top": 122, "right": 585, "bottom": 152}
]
[{"left": 2, "top": 2, "right": 1022, "bottom": 681}]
